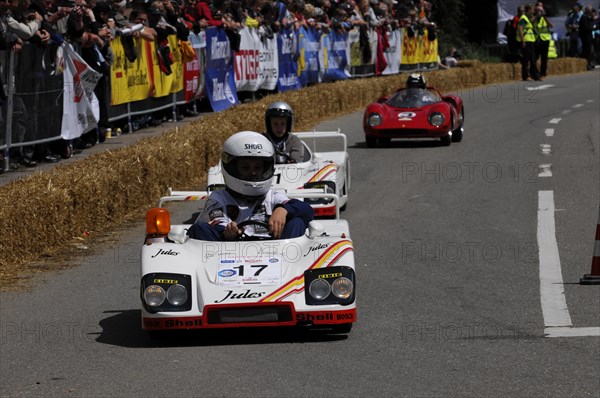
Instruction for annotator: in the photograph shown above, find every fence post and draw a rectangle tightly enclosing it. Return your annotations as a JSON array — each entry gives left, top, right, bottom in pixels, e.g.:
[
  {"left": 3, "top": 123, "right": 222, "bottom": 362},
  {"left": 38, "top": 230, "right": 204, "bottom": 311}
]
[
  {"left": 127, "top": 102, "right": 133, "bottom": 133},
  {"left": 4, "top": 51, "right": 15, "bottom": 171},
  {"left": 172, "top": 93, "right": 177, "bottom": 122}
]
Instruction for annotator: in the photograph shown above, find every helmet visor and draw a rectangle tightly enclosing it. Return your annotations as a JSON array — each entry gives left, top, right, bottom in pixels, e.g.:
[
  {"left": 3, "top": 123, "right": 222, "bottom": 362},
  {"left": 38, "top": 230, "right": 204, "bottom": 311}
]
[{"left": 225, "top": 156, "right": 275, "bottom": 182}]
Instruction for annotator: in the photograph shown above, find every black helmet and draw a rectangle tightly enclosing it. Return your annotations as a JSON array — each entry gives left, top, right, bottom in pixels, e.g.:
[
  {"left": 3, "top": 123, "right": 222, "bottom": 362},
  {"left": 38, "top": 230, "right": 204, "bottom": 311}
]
[
  {"left": 406, "top": 73, "right": 426, "bottom": 89},
  {"left": 265, "top": 101, "right": 294, "bottom": 136}
]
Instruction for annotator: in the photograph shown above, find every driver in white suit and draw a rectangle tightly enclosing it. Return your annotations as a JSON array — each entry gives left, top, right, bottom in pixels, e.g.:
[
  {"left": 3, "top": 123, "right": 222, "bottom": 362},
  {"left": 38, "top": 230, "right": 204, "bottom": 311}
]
[{"left": 187, "top": 131, "right": 314, "bottom": 241}]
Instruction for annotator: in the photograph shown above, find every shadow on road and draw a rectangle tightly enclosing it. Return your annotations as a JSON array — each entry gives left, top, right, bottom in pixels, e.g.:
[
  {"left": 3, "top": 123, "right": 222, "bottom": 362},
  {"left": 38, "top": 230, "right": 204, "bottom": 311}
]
[{"left": 96, "top": 309, "right": 349, "bottom": 348}]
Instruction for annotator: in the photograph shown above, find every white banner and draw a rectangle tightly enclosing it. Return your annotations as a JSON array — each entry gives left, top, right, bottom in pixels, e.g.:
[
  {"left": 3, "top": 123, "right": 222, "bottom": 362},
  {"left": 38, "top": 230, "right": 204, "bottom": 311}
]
[
  {"left": 61, "top": 43, "right": 101, "bottom": 140},
  {"left": 382, "top": 29, "right": 402, "bottom": 75},
  {"left": 234, "top": 27, "right": 278, "bottom": 92}
]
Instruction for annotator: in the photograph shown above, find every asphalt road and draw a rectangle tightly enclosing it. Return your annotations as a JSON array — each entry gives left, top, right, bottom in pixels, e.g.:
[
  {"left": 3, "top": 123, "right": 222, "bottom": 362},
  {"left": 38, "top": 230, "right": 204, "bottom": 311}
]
[{"left": 1, "top": 71, "right": 599, "bottom": 397}]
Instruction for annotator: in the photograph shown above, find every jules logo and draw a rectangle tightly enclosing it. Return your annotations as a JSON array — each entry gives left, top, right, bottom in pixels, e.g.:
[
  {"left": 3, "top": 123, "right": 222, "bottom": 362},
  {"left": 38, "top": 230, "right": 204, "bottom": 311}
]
[
  {"left": 214, "top": 289, "right": 266, "bottom": 303},
  {"left": 304, "top": 243, "right": 331, "bottom": 257},
  {"left": 151, "top": 249, "right": 180, "bottom": 258}
]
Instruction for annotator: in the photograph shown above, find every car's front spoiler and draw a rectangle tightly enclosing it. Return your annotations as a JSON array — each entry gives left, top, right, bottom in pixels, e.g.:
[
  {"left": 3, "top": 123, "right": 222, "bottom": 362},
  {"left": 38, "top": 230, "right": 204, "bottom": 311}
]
[{"left": 142, "top": 305, "right": 357, "bottom": 330}]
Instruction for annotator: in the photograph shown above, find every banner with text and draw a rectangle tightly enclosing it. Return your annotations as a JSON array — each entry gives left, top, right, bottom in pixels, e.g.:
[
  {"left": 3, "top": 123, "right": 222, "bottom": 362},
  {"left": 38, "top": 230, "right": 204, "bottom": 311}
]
[
  {"left": 205, "top": 27, "right": 238, "bottom": 111},
  {"left": 319, "top": 29, "right": 350, "bottom": 82},
  {"left": 61, "top": 43, "right": 101, "bottom": 140},
  {"left": 276, "top": 27, "right": 301, "bottom": 91},
  {"left": 297, "top": 26, "right": 320, "bottom": 86},
  {"left": 110, "top": 36, "right": 153, "bottom": 105}
]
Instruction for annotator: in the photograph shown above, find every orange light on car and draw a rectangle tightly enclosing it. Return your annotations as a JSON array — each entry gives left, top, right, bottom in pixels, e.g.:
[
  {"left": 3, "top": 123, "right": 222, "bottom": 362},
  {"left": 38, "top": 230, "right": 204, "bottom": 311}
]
[{"left": 146, "top": 208, "right": 171, "bottom": 237}]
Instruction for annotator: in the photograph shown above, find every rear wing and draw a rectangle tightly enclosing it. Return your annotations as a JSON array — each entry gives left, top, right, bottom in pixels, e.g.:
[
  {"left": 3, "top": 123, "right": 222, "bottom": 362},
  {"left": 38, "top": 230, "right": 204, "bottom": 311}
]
[
  {"left": 294, "top": 129, "right": 347, "bottom": 154},
  {"left": 161, "top": 188, "right": 341, "bottom": 219}
]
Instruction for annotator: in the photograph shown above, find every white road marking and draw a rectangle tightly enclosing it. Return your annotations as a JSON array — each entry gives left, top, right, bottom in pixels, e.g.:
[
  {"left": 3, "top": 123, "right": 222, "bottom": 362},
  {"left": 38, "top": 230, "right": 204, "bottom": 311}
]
[
  {"left": 562, "top": 110, "right": 572, "bottom": 115},
  {"left": 527, "top": 84, "right": 554, "bottom": 91},
  {"left": 549, "top": 118, "right": 562, "bottom": 124},
  {"left": 572, "top": 104, "right": 584, "bottom": 108},
  {"left": 545, "top": 128, "right": 554, "bottom": 137},
  {"left": 540, "top": 144, "right": 552, "bottom": 155},
  {"left": 587, "top": 99, "right": 594, "bottom": 103},
  {"left": 539, "top": 164, "right": 552, "bottom": 177},
  {"left": 537, "top": 191, "right": 573, "bottom": 328},
  {"left": 545, "top": 327, "right": 600, "bottom": 337}
]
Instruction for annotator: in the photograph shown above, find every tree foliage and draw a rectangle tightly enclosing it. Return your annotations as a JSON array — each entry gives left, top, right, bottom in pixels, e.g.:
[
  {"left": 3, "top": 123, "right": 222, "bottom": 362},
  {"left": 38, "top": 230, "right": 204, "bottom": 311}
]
[{"left": 428, "top": 0, "right": 467, "bottom": 54}]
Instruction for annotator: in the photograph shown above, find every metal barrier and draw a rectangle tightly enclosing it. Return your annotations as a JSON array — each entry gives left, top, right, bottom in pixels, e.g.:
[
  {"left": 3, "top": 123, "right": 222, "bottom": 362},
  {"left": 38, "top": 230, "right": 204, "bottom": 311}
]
[
  {"left": 1, "top": 43, "right": 183, "bottom": 170},
  {"left": 1, "top": 26, "right": 433, "bottom": 171}
]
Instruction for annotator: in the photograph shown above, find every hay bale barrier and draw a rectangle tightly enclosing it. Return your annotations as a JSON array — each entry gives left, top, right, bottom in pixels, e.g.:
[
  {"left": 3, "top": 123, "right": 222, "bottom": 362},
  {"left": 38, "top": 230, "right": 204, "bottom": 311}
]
[{"left": 0, "top": 58, "right": 587, "bottom": 289}]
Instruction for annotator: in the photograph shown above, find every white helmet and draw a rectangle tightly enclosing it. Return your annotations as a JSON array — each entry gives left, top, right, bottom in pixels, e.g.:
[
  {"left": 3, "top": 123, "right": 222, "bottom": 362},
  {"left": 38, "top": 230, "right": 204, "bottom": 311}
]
[{"left": 221, "top": 131, "right": 276, "bottom": 198}]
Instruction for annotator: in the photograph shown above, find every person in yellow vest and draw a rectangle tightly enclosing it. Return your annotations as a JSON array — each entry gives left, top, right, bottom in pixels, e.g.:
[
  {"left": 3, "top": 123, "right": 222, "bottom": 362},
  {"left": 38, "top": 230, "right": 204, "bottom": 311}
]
[
  {"left": 548, "top": 36, "right": 558, "bottom": 59},
  {"left": 534, "top": 2, "right": 554, "bottom": 80},
  {"left": 518, "top": 4, "right": 540, "bottom": 81}
]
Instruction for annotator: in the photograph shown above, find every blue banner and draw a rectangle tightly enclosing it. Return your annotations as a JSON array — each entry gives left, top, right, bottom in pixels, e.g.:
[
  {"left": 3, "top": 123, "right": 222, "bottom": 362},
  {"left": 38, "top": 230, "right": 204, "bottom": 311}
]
[
  {"left": 297, "top": 27, "right": 321, "bottom": 86},
  {"left": 205, "top": 28, "right": 238, "bottom": 112},
  {"left": 276, "top": 28, "right": 301, "bottom": 92},
  {"left": 319, "top": 30, "right": 350, "bottom": 82}
]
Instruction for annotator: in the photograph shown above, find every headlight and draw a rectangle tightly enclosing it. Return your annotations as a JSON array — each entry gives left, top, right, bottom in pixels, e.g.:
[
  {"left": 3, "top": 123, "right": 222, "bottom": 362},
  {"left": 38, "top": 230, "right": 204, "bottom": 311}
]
[
  {"left": 144, "top": 285, "right": 166, "bottom": 307},
  {"left": 332, "top": 277, "right": 353, "bottom": 299},
  {"left": 304, "top": 266, "right": 356, "bottom": 305},
  {"left": 367, "top": 113, "right": 382, "bottom": 127},
  {"left": 141, "top": 273, "right": 192, "bottom": 312},
  {"left": 167, "top": 284, "right": 188, "bottom": 306},
  {"left": 429, "top": 112, "right": 445, "bottom": 127},
  {"left": 309, "top": 279, "right": 331, "bottom": 300},
  {"left": 304, "top": 181, "right": 335, "bottom": 205}
]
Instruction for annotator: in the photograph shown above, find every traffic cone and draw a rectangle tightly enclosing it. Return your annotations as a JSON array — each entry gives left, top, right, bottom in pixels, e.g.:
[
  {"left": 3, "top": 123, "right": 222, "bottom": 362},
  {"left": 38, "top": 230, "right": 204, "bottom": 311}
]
[{"left": 580, "top": 206, "right": 600, "bottom": 285}]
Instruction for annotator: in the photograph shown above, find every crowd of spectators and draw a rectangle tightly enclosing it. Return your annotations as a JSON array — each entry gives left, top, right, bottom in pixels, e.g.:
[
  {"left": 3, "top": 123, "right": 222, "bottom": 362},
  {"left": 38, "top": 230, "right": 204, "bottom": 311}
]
[
  {"left": 504, "top": 2, "right": 600, "bottom": 75},
  {"left": 564, "top": 2, "right": 600, "bottom": 70},
  {"left": 1, "top": 0, "right": 441, "bottom": 171}
]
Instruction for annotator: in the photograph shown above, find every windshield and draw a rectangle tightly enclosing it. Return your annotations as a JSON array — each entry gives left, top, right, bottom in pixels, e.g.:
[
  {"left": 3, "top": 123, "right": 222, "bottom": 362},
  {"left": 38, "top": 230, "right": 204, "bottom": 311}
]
[{"left": 386, "top": 88, "right": 441, "bottom": 108}]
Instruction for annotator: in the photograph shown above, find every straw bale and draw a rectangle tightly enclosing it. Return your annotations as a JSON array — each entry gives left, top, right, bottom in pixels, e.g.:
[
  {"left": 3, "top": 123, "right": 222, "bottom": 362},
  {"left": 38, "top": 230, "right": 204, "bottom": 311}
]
[{"left": 0, "top": 58, "right": 588, "bottom": 289}]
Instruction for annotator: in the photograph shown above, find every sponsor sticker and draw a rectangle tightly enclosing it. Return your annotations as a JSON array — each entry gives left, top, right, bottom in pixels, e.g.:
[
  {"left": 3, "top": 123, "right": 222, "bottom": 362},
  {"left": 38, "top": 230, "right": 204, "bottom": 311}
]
[
  {"left": 398, "top": 112, "right": 416, "bottom": 120},
  {"left": 217, "top": 256, "right": 283, "bottom": 286},
  {"left": 218, "top": 269, "right": 237, "bottom": 278}
]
